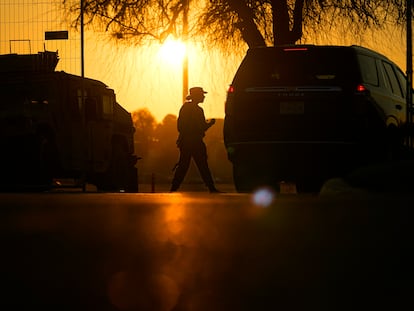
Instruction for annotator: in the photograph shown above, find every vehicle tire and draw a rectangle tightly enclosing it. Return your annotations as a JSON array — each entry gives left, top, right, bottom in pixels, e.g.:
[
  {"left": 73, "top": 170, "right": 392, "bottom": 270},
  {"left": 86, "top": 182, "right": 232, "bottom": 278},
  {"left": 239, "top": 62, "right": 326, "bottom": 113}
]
[
  {"left": 233, "top": 163, "right": 253, "bottom": 193},
  {"left": 126, "top": 166, "right": 139, "bottom": 193},
  {"left": 385, "top": 125, "right": 405, "bottom": 161},
  {"left": 96, "top": 141, "right": 138, "bottom": 192},
  {"left": 233, "top": 162, "right": 276, "bottom": 193},
  {"left": 26, "top": 131, "right": 58, "bottom": 190}
]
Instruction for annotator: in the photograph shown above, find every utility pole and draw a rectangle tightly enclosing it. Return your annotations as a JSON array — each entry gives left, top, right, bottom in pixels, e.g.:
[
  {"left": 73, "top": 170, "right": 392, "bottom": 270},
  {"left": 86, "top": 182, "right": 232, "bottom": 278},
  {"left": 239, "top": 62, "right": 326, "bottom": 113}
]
[
  {"left": 80, "top": 0, "right": 87, "bottom": 191},
  {"left": 182, "top": 0, "right": 189, "bottom": 102},
  {"left": 80, "top": 0, "right": 85, "bottom": 79},
  {"left": 407, "top": 0, "right": 413, "bottom": 148}
]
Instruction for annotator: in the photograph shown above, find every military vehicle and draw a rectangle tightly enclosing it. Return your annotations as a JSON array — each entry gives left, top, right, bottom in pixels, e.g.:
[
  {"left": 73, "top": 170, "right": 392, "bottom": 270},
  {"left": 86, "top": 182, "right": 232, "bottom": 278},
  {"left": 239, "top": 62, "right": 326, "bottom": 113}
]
[{"left": 0, "top": 51, "right": 138, "bottom": 192}]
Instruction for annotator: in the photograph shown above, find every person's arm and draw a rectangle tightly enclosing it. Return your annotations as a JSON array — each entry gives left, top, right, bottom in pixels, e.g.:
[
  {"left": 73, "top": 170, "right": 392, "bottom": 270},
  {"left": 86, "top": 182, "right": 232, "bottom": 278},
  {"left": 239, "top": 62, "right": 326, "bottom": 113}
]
[
  {"left": 199, "top": 107, "right": 215, "bottom": 131},
  {"left": 206, "top": 118, "right": 216, "bottom": 130}
]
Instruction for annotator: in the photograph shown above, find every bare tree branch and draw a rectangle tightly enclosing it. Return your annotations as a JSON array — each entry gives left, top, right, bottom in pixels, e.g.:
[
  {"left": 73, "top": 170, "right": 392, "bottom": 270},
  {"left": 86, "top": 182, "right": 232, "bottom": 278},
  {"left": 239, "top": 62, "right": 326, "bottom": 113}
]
[{"left": 62, "top": 0, "right": 411, "bottom": 49}]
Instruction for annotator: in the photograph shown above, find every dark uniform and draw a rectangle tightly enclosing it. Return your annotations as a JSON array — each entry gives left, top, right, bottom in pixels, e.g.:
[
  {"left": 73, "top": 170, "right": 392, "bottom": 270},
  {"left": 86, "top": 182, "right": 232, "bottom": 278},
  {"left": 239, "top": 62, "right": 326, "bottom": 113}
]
[{"left": 170, "top": 87, "right": 219, "bottom": 192}]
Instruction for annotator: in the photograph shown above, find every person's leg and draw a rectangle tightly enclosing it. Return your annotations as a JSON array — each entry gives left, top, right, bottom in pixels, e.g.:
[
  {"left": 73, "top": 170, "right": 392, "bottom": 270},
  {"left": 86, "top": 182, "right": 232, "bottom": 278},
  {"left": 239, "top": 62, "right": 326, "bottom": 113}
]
[
  {"left": 170, "top": 147, "right": 191, "bottom": 191},
  {"left": 192, "top": 141, "right": 218, "bottom": 192}
]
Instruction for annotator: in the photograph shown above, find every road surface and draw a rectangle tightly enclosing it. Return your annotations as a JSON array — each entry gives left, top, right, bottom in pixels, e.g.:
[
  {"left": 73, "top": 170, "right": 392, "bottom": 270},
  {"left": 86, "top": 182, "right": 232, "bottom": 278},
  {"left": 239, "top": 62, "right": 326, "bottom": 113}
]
[{"left": 0, "top": 191, "right": 412, "bottom": 310}]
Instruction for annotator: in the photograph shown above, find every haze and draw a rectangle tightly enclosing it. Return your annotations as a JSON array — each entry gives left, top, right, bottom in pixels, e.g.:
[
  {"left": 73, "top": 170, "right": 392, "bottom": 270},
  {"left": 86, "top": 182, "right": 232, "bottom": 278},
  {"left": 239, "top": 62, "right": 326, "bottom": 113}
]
[{"left": 0, "top": 0, "right": 409, "bottom": 122}]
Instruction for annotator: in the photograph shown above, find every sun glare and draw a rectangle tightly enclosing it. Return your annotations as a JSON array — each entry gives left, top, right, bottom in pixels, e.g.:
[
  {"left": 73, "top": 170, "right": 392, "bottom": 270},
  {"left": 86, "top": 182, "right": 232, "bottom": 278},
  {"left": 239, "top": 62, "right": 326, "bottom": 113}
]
[{"left": 158, "top": 38, "right": 186, "bottom": 66}]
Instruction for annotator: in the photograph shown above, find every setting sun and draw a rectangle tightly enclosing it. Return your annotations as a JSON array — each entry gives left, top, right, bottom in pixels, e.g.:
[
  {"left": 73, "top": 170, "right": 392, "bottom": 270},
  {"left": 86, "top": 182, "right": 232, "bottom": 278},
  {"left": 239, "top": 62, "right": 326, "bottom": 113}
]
[{"left": 158, "top": 38, "right": 187, "bottom": 66}]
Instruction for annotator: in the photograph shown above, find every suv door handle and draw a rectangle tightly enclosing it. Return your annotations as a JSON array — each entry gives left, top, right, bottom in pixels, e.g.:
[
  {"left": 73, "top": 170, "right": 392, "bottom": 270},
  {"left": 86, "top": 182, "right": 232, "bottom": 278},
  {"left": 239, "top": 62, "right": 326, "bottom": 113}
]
[{"left": 395, "top": 104, "right": 403, "bottom": 110}]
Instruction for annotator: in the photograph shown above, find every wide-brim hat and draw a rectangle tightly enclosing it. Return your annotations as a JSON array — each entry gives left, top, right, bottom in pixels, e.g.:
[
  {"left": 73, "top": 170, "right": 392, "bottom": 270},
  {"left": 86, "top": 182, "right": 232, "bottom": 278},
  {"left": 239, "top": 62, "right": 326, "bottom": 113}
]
[{"left": 189, "top": 87, "right": 207, "bottom": 97}]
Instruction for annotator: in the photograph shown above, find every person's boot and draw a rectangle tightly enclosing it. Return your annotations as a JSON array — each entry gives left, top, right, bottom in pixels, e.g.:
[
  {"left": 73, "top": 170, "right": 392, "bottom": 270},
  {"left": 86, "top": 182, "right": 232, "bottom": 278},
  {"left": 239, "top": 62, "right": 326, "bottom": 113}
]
[
  {"left": 208, "top": 186, "right": 224, "bottom": 193},
  {"left": 170, "top": 184, "right": 179, "bottom": 192}
]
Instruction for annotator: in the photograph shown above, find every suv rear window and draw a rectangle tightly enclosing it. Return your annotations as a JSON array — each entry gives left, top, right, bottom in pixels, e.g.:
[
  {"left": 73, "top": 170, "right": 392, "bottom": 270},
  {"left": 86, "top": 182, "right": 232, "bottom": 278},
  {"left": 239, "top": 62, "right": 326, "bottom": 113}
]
[{"left": 233, "top": 47, "right": 359, "bottom": 89}]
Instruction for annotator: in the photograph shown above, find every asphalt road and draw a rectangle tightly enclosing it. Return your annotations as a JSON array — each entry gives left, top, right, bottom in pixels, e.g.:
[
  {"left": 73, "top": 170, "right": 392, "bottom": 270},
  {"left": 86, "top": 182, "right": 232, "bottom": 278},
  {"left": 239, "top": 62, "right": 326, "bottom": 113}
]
[{"left": 0, "top": 191, "right": 413, "bottom": 311}]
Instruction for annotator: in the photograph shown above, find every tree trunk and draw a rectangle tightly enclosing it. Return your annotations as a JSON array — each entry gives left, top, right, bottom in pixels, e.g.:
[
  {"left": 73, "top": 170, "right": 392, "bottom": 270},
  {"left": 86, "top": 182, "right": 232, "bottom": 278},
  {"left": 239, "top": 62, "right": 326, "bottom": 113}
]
[
  {"left": 226, "top": 0, "right": 266, "bottom": 48},
  {"left": 272, "top": 0, "right": 304, "bottom": 45}
]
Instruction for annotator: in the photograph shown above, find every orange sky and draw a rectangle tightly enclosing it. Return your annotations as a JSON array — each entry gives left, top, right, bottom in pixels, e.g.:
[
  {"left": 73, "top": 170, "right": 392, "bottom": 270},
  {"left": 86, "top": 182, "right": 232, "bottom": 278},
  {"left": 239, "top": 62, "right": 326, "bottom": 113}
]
[
  {"left": 0, "top": 0, "right": 411, "bottom": 122},
  {"left": 86, "top": 25, "right": 409, "bottom": 122},
  {"left": 83, "top": 37, "right": 243, "bottom": 122}
]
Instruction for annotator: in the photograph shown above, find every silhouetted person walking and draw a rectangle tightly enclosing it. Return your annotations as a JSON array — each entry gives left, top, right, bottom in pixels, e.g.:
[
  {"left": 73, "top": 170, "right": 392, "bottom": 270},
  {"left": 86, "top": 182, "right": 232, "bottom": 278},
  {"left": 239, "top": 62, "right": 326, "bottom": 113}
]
[{"left": 170, "top": 87, "right": 221, "bottom": 193}]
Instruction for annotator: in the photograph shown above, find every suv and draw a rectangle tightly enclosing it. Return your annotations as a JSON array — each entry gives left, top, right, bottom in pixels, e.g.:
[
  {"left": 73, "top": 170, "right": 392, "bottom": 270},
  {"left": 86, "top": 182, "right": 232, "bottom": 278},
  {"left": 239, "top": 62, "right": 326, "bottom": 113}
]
[{"left": 224, "top": 45, "right": 411, "bottom": 192}]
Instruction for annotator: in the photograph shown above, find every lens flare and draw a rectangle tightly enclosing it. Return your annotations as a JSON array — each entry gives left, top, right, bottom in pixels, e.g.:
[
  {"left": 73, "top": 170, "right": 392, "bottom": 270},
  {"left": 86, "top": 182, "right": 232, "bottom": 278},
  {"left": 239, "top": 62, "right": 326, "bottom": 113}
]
[{"left": 252, "top": 187, "right": 275, "bottom": 207}]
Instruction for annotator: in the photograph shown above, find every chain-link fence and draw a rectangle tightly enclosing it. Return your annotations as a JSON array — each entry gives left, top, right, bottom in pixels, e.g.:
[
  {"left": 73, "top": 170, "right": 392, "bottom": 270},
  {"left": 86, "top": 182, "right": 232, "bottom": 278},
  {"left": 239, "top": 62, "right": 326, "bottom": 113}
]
[{"left": 0, "top": 0, "right": 80, "bottom": 74}]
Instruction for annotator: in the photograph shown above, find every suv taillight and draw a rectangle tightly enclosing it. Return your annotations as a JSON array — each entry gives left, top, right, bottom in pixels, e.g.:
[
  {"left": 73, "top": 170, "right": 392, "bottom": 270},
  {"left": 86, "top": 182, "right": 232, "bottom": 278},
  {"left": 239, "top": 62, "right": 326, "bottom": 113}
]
[
  {"left": 354, "top": 84, "right": 371, "bottom": 115},
  {"left": 227, "top": 85, "right": 235, "bottom": 94},
  {"left": 356, "top": 84, "right": 368, "bottom": 93}
]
